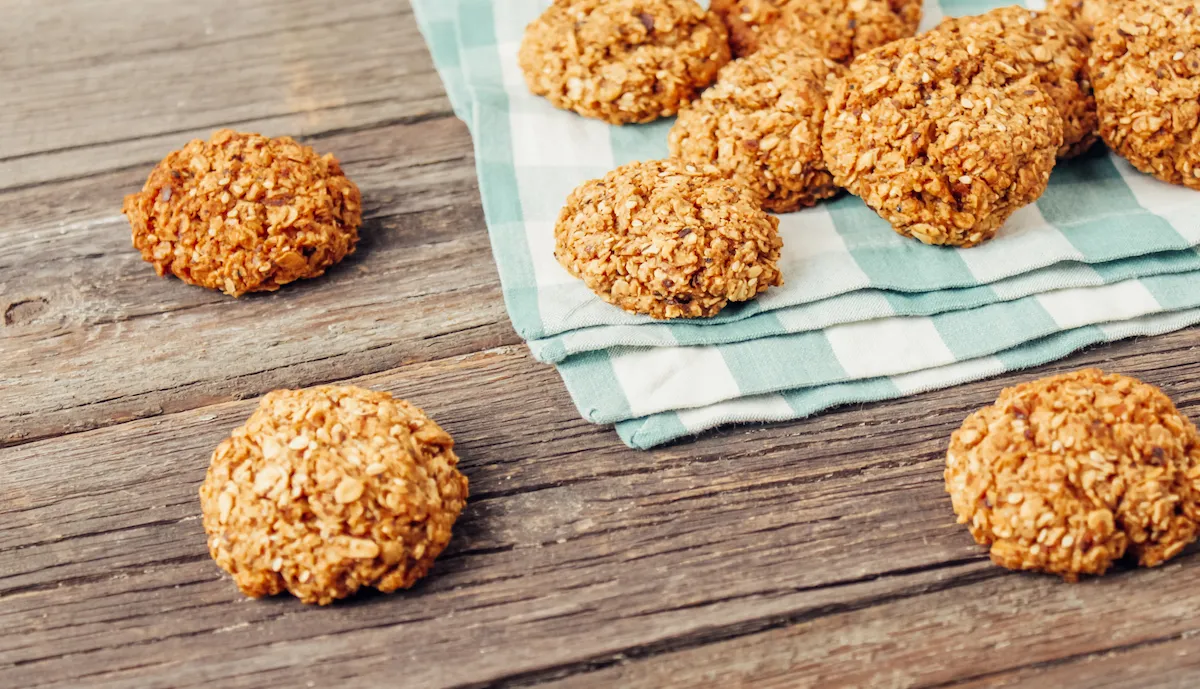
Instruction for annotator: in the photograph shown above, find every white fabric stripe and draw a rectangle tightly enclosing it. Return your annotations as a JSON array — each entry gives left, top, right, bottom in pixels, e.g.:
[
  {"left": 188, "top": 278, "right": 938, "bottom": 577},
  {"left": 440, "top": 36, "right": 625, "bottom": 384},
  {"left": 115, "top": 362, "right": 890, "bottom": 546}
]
[
  {"left": 1112, "top": 155, "right": 1200, "bottom": 244},
  {"left": 522, "top": 220, "right": 576, "bottom": 286},
  {"left": 989, "top": 262, "right": 1102, "bottom": 301},
  {"left": 775, "top": 290, "right": 894, "bottom": 331},
  {"left": 1098, "top": 307, "right": 1200, "bottom": 339},
  {"left": 762, "top": 207, "right": 872, "bottom": 309},
  {"left": 957, "top": 204, "right": 1080, "bottom": 284},
  {"left": 824, "top": 316, "right": 957, "bottom": 379},
  {"left": 920, "top": 0, "right": 946, "bottom": 31},
  {"left": 892, "top": 355, "right": 1006, "bottom": 395},
  {"left": 1036, "top": 279, "right": 1162, "bottom": 330},
  {"left": 509, "top": 109, "right": 614, "bottom": 168},
  {"left": 611, "top": 346, "right": 741, "bottom": 418},
  {"left": 496, "top": 40, "right": 525, "bottom": 89},
  {"left": 677, "top": 393, "right": 795, "bottom": 433}
]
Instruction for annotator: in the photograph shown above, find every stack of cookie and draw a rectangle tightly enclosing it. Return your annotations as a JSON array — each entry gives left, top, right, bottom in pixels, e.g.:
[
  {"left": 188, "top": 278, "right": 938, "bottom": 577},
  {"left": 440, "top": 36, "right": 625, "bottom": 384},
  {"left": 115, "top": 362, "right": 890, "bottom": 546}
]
[{"left": 414, "top": 0, "right": 1200, "bottom": 448}]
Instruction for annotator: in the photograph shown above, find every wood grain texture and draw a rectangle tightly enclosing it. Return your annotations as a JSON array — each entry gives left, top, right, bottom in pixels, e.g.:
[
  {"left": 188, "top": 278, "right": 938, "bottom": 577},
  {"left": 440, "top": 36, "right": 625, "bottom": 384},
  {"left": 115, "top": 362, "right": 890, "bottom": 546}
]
[
  {"left": 0, "top": 0, "right": 449, "bottom": 190},
  {"left": 5, "top": 0, "right": 1200, "bottom": 687}
]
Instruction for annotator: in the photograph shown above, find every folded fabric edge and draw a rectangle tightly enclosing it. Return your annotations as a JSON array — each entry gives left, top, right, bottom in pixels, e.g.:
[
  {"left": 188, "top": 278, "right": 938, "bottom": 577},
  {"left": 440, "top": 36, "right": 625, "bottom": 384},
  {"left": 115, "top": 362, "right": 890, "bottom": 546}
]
[
  {"left": 613, "top": 308, "right": 1200, "bottom": 450},
  {"left": 410, "top": 1, "right": 474, "bottom": 126},
  {"left": 526, "top": 248, "right": 1200, "bottom": 364},
  {"left": 558, "top": 269, "right": 1200, "bottom": 424}
]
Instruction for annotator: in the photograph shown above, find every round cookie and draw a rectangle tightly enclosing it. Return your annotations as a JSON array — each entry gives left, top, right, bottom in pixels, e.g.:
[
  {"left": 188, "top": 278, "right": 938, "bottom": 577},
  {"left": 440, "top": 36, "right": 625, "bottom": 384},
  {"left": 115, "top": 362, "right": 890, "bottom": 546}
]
[
  {"left": 199, "top": 386, "right": 469, "bottom": 605},
  {"left": 668, "top": 47, "right": 845, "bottom": 213},
  {"left": 946, "top": 369, "right": 1200, "bottom": 580},
  {"left": 935, "top": 7, "right": 1097, "bottom": 159},
  {"left": 1048, "top": 0, "right": 1119, "bottom": 39},
  {"left": 554, "top": 159, "right": 783, "bottom": 319},
  {"left": 822, "top": 33, "right": 1064, "bottom": 248},
  {"left": 122, "top": 130, "right": 361, "bottom": 297},
  {"left": 710, "top": 0, "right": 923, "bottom": 63},
  {"left": 1090, "top": 0, "right": 1200, "bottom": 190},
  {"left": 517, "top": 0, "right": 731, "bottom": 124}
]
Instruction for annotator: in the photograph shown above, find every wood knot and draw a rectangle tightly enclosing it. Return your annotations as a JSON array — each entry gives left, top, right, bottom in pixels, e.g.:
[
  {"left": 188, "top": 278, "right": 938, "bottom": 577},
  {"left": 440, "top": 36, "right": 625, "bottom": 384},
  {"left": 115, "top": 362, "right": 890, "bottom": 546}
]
[{"left": 4, "top": 297, "right": 49, "bottom": 326}]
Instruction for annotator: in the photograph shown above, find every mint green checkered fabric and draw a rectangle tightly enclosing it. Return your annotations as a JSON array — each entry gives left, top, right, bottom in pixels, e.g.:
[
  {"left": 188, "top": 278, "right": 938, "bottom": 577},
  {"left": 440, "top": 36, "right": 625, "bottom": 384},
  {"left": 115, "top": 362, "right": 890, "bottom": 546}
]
[{"left": 413, "top": 0, "right": 1200, "bottom": 448}]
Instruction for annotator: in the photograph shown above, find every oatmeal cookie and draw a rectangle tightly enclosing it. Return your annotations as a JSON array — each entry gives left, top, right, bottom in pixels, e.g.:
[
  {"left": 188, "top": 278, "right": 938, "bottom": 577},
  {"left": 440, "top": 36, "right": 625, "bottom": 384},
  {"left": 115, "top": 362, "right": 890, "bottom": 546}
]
[
  {"left": 122, "top": 130, "right": 361, "bottom": 297},
  {"left": 668, "top": 47, "right": 844, "bottom": 212},
  {"left": 1090, "top": 0, "right": 1200, "bottom": 190},
  {"left": 1048, "top": 0, "right": 1120, "bottom": 39},
  {"left": 199, "top": 386, "right": 469, "bottom": 605},
  {"left": 946, "top": 369, "right": 1200, "bottom": 580},
  {"left": 822, "top": 33, "right": 1063, "bottom": 247},
  {"left": 936, "top": 7, "right": 1098, "bottom": 159},
  {"left": 555, "top": 159, "right": 782, "bottom": 319},
  {"left": 518, "top": 0, "right": 730, "bottom": 124},
  {"left": 710, "top": 0, "right": 922, "bottom": 63}
]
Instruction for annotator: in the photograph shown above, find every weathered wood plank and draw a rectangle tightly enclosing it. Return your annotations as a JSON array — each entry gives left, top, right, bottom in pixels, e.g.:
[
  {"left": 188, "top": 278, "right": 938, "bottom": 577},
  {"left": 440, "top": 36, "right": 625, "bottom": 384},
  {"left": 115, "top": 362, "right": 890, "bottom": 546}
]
[
  {"left": 4, "top": 332, "right": 1200, "bottom": 688},
  {"left": 9, "top": 0, "right": 1200, "bottom": 685},
  {"left": 556, "top": 555, "right": 1200, "bottom": 689},
  {"left": 0, "top": 0, "right": 448, "bottom": 190},
  {"left": 0, "top": 118, "right": 523, "bottom": 447}
]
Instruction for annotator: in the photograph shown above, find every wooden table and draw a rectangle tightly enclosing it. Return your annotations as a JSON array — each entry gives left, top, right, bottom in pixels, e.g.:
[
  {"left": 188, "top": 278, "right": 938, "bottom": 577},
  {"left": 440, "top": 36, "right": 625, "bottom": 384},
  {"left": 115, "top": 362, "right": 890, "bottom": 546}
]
[{"left": 4, "top": 2, "right": 1200, "bottom": 687}]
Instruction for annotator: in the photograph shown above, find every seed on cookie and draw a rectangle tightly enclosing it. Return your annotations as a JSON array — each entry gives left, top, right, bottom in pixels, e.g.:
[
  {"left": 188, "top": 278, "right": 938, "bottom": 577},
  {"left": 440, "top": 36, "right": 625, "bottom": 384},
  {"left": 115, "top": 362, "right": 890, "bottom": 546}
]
[
  {"left": 935, "top": 7, "right": 1098, "bottom": 159},
  {"left": 822, "top": 33, "right": 1064, "bottom": 248},
  {"left": 946, "top": 369, "right": 1200, "bottom": 580},
  {"left": 1090, "top": 0, "right": 1200, "bottom": 190},
  {"left": 669, "top": 46, "right": 844, "bottom": 213},
  {"left": 199, "top": 386, "right": 469, "bottom": 605},
  {"left": 710, "top": 0, "right": 923, "bottom": 64},
  {"left": 1047, "top": 0, "right": 1120, "bottom": 39},
  {"left": 554, "top": 159, "right": 783, "bottom": 319},
  {"left": 517, "top": 0, "right": 730, "bottom": 125},
  {"left": 122, "top": 130, "right": 362, "bottom": 297}
]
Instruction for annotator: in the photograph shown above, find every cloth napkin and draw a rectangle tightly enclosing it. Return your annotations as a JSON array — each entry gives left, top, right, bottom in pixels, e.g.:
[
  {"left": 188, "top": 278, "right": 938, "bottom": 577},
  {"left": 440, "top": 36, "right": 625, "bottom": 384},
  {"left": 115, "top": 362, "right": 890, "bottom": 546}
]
[{"left": 412, "top": 0, "right": 1200, "bottom": 448}]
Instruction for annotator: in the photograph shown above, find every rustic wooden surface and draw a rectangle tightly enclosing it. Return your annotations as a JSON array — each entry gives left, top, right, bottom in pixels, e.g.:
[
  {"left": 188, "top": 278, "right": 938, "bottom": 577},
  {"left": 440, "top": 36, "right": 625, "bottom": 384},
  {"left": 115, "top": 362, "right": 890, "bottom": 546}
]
[{"left": 3, "top": 1, "right": 1200, "bottom": 687}]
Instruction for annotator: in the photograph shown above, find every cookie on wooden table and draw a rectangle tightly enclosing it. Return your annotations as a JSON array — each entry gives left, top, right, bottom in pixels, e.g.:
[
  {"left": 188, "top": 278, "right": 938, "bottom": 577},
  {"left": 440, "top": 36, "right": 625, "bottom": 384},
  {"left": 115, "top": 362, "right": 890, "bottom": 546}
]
[
  {"left": 710, "top": 0, "right": 922, "bottom": 63},
  {"left": 199, "top": 386, "right": 469, "bottom": 605},
  {"left": 1047, "top": 0, "right": 1120, "bottom": 39},
  {"left": 554, "top": 159, "right": 782, "bottom": 319},
  {"left": 822, "top": 33, "right": 1063, "bottom": 248},
  {"left": 122, "top": 130, "right": 361, "bottom": 297},
  {"left": 518, "top": 0, "right": 730, "bottom": 124},
  {"left": 946, "top": 369, "right": 1200, "bottom": 580},
  {"left": 935, "top": 6, "right": 1097, "bottom": 159},
  {"left": 1090, "top": 0, "right": 1200, "bottom": 190},
  {"left": 668, "top": 46, "right": 845, "bottom": 213}
]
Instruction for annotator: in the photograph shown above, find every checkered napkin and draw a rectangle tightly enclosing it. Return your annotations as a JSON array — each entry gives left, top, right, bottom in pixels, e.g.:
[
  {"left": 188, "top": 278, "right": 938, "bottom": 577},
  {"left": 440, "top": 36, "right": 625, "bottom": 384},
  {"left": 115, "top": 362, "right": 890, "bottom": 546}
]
[{"left": 412, "top": 0, "right": 1200, "bottom": 449}]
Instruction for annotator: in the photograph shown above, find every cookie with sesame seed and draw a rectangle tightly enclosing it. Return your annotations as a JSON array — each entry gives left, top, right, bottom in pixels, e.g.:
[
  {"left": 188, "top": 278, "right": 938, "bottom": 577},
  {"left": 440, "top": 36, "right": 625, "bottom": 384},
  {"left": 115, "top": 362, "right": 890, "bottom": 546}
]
[
  {"left": 517, "top": 0, "right": 731, "bottom": 124},
  {"left": 668, "top": 46, "right": 845, "bottom": 212},
  {"left": 122, "top": 130, "right": 361, "bottom": 297},
  {"left": 199, "top": 386, "right": 469, "bottom": 605},
  {"left": 554, "top": 159, "right": 782, "bottom": 319},
  {"left": 710, "top": 0, "right": 923, "bottom": 63},
  {"left": 935, "top": 7, "right": 1098, "bottom": 159},
  {"left": 946, "top": 369, "right": 1200, "bottom": 580},
  {"left": 1090, "top": 0, "right": 1200, "bottom": 190},
  {"left": 821, "top": 32, "right": 1063, "bottom": 247}
]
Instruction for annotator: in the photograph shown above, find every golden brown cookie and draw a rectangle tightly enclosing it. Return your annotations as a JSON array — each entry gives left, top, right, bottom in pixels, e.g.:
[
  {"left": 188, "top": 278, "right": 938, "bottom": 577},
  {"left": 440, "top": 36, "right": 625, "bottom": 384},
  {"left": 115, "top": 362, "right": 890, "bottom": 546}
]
[
  {"left": 710, "top": 0, "right": 922, "bottom": 63},
  {"left": 122, "top": 130, "right": 361, "bottom": 297},
  {"left": 935, "top": 7, "right": 1098, "bottom": 159},
  {"left": 1047, "top": 0, "right": 1120, "bottom": 39},
  {"left": 822, "top": 33, "right": 1063, "bottom": 247},
  {"left": 668, "top": 47, "right": 844, "bottom": 212},
  {"left": 946, "top": 369, "right": 1200, "bottom": 580},
  {"left": 555, "top": 159, "right": 782, "bottom": 319},
  {"left": 199, "top": 386, "right": 469, "bottom": 605},
  {"left": 1090, "top": 0, "right": 1200, "bottom": 190},
  {"left": 517, "top": 0, "right": 730, "bottom": 124}
]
